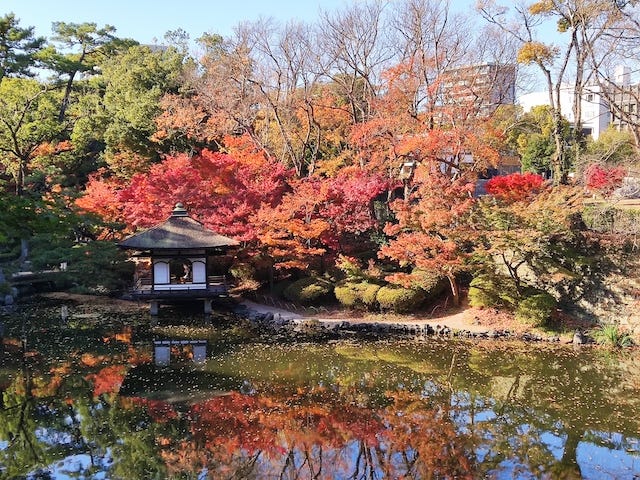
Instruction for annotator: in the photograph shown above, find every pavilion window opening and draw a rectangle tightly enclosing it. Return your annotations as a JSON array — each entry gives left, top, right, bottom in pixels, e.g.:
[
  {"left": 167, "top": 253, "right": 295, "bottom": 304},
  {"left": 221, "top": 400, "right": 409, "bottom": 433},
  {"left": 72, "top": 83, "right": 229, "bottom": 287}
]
[{"left": 170, "top": 259, "right": 193, "bottom": 284}]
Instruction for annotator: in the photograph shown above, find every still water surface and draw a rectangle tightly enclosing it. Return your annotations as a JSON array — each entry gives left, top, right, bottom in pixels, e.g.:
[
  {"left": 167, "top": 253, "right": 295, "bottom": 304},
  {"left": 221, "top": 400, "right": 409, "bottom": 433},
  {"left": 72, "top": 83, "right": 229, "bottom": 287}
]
[{"left": 1, "top": 318, "right": 639, "bottom": 479}]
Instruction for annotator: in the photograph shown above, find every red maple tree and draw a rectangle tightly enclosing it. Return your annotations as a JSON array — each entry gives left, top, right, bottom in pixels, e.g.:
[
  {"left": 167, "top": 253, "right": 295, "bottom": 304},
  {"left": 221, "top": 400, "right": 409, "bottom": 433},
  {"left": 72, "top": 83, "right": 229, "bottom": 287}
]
[
  {"left": 253, "top": 168, "right": 389, "bottom": 271},
  {"left": 77, "top": 135, "right": 291, "bottom": 242}
]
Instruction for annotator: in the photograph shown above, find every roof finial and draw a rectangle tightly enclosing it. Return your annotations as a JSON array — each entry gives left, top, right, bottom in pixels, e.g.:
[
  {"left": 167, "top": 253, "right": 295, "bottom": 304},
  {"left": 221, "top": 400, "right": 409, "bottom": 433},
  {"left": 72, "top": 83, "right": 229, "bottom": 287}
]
[{"left": 172, "top": 202, "right": 188, "bottom": 217}]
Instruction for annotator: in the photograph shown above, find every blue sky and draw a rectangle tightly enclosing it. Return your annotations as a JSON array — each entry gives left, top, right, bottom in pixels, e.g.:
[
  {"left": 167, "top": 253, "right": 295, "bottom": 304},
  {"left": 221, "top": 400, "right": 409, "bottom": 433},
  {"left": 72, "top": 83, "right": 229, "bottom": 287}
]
[{"left": 2, "top": 0, "right": 349, "bottom": 43}]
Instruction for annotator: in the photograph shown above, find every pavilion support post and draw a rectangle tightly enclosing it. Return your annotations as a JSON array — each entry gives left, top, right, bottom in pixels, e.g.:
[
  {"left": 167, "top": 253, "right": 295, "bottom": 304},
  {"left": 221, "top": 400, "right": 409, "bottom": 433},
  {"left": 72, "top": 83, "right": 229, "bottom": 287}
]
[
  {"left": 150, "top": 300, "right": 160, "bottom": 317},
  {"left": 203, "top": 299, "right": 213, "bottom": 315}
]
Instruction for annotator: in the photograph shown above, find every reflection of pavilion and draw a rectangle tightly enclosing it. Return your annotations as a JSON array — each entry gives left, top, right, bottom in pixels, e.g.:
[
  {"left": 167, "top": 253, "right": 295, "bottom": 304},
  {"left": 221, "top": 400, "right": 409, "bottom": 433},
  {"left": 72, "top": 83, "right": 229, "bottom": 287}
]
[
  {"left": 153, "top": 339, "right": 207, "bottom": 366},
  {"left": 118, "top": 203, "right": 239, "bottom": 315}
]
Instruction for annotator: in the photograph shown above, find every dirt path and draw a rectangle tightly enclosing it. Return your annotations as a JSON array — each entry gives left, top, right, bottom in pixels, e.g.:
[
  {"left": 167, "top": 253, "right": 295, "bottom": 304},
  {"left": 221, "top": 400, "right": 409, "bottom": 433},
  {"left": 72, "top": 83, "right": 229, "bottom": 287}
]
[{"left": 240, "top": 300, "right": 522, "bottom": 334}]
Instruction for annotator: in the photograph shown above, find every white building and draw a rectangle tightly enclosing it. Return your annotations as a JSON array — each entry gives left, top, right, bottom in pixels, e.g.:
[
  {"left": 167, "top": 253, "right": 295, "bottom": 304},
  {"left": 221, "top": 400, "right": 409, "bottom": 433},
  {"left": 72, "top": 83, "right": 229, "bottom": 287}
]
[{"left": 518, "top": 83, "right": 610, "bottom": 140}]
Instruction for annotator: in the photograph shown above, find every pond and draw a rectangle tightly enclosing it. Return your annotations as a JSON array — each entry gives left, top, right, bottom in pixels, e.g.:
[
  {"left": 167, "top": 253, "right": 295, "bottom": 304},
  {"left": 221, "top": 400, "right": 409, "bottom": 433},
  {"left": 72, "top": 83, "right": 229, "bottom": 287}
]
[{"left": 1, "top": 302, "right": 639, "bottom": 479}]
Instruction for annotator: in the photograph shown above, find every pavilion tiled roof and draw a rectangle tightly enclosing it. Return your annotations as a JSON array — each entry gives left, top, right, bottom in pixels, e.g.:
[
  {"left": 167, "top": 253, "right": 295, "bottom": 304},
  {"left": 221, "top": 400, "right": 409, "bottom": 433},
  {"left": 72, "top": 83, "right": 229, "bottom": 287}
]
[{"left": 118, "top": 203, "right": 239, "bottom": 250}]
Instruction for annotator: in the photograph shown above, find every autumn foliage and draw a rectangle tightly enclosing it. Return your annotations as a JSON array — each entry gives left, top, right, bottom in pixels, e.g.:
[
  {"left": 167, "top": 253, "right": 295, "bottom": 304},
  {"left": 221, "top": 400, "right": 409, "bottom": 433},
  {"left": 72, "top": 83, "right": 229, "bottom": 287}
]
[
  {"left": 380, "top": 166, "right": 475, "bottom": 305},
  {"left": 253, "top": 168, "right": 389, "bottom": 270},
  {"left": 154, "top": 388, "right": 475, "bottom": 479},
  {"left": 584, "top": 163, "right": 626, "bottom": 195},
  {"left": 485, "top": 172, "right": 545, "bottom": 202},
  {"left": 78, "top": 135, "right": 290, "bottom": 241},
  {"left": 86, "top": 365, "right": 127, "bottom": 398}
]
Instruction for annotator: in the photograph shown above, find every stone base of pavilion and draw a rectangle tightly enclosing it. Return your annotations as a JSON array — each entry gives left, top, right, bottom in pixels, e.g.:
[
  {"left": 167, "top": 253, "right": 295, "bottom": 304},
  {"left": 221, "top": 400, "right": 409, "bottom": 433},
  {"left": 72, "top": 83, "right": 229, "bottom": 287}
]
[{"left": 130, "top": 287, "right": 230, "bottom": 318}]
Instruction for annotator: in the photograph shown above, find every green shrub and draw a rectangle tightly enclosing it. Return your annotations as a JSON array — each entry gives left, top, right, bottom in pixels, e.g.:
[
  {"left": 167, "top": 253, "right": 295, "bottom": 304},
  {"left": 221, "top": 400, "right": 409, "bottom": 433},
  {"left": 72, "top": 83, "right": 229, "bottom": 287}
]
[
  {"left": 283, "top": 277, "right": 333, "bottom": 304},
  {"left": 515, "top": 292, "right": 557, "bottom": 327},
  {"left": 34, "top": 241, "right": 134, "bottom": 294},
  {"left": 334, "top": 281, "right": 382, "bottom": 310},
  {"left": 376, "top": 285, "right": 426, "bottom": 313},
  {"left": 468, "top": 274, "right": 518, "bottom": 309},
  {"left": 590, "top": 324, "right": 634, "bottom": 348}
]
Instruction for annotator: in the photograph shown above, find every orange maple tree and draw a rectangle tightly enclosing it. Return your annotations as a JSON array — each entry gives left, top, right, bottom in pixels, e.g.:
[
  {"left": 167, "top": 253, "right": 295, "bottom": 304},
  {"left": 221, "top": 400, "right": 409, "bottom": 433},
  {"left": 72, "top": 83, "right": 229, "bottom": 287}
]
[
  {"left": 380, "top": 164, "right": 476, "bottom": 306},
  {"left": 151, "top": 386, "right": 474, "bottom": 479},
  {"left": 253, "top": 168, "right": 389, "bottom": 271}
]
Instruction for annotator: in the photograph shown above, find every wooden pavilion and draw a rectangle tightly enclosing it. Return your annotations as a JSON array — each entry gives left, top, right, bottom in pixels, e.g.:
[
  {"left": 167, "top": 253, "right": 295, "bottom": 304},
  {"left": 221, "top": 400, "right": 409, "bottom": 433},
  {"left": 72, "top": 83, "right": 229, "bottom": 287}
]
[{"left": 118, "top": 203, "right": 239, "bottom": 315}]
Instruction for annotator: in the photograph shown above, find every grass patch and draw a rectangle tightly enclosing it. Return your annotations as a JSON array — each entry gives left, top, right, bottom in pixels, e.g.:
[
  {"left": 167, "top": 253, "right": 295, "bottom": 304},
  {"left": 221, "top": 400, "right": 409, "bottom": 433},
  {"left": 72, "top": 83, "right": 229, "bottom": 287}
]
[{"left": 590, "top": 324, "right": 634, "bottom": 348}]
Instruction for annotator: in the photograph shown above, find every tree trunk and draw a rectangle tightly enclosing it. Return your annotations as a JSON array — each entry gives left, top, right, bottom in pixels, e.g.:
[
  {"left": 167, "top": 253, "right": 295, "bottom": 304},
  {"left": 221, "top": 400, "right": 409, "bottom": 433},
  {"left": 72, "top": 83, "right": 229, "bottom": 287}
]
[
  {"left": 15, "top": 157, "right": 26, "bottom": 196},
  {"left": 447, "top": 274, "right": 460, "bottom": 307},
  {"left": 556, "top": 430, "right": 583, "bottom": 479},
  {"left": 551, "top": 113, "right": 568, "bottom": 184},
  {"left": 58, "top": 72, "right": 77, "bottom": 122}
]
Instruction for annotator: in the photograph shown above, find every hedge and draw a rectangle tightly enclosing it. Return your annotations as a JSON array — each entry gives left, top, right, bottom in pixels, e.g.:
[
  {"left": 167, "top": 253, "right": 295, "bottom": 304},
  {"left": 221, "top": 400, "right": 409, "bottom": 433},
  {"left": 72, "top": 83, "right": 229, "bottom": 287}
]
[
  {"left": 334, "top": 281, "right": 382, "bottom": 310},
  {"left": 376, "top": 285, "right": 426, "bottom": 313},
  {"left": 515, "top": 292, "right": 557, "bottom": 327},
  {"left": 468, "top": 274, "right": 518, "bottom": 309},
  {"left": 283, "top": 277, "right": 333, "bottom": 304}
]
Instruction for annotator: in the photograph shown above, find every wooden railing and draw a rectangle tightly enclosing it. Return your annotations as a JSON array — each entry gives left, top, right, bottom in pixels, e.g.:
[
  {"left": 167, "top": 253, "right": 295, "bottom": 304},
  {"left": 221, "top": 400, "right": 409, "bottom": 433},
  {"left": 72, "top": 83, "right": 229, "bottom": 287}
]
[
  {"left": 131, "top": 275, "right": 230, "bottom": 295},
  {"left": 134, "top": 277, "right": 153, "bottom": 291},
  {"left": 207, "top": 275, "right": 227, "bottom": 286}
]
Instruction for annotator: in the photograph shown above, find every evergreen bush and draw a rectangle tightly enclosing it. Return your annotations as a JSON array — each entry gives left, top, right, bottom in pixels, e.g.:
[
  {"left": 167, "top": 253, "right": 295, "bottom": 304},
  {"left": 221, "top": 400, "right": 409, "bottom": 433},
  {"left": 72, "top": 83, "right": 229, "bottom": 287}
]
[
  {"left": 229, "top": 262, "right": 256, "bottom": 282},
  {"left": 30, "top": 239, "right": 133, "bottom": 294},
  {"left": 376, "top": 285, "right": 426, "bottom": 313},
  {"left": 468, "top": 274, "right": 517, "bottom": 309},
  {"left": 334, "top": 281, "right": 382, "bottom": 309},
  {"left": 515, "top": 292, "right": 557, "bottom": 327},
  {"left": 283, "top": 277, "right": 333, "bottom": 304}
]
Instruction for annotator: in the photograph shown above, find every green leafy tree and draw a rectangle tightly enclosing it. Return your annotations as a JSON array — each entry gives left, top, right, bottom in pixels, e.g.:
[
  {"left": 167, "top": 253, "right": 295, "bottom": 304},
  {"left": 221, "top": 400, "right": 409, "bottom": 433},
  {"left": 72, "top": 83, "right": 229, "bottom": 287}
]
[
  {"left": 0, "top": 13, "right": 45, "bottom": 85},
  {"left": 99, "top": 44, "right": 186, "bottom": 177},
  {"left": 514, "top": 106, "right": 571, "bottom": 176},
  {"left": 579, "top": 127, "right": 639, "bottom": 176},
  {"left": 36, "top": 22, "right": 130, "bottom": 122},
  {"left": 520, "top": 133, "right": 555, "bottom": 175},
  {"left": 0, "top": 78, "right": 63, "bottom": 196}
]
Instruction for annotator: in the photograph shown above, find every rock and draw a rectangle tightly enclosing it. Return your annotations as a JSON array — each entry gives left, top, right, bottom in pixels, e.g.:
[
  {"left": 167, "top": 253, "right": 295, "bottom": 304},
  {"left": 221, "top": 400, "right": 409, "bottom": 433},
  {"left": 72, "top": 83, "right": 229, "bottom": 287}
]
[
  {"left": 4, "top": 295, "right": 13, "bottom": 306},
  {"left": 573, "top": 330, "right": 586, "bottom": 345}
]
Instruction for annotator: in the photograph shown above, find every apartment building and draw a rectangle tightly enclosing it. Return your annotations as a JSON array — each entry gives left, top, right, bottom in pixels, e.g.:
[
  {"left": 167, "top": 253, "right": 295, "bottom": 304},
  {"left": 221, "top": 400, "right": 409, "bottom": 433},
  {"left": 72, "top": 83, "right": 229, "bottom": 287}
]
[
  {"left": 609, "top": 66, "right": 640, "bottom": 134},
  {"left": 439, "top": 62, "right": 516, "bottom": 116}
]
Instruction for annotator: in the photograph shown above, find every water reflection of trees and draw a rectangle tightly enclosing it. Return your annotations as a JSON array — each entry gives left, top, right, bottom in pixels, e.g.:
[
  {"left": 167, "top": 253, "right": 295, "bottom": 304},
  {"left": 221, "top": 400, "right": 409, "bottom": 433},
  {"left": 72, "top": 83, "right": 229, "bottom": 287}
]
[
  {"left": 170, "top": 388, "right": 474, "bottom": 479},
  {"left": 457, "top": 344, "right": 640, "bottom": 479},
  {"left": 1, "top": 361, "right": 475, "bottom": 478},
  {"left": 344, "top": 341, "right": 640, "bottom": 479},
  {"left": 1, "top": 336, "right": 639, "bottom": 479}
]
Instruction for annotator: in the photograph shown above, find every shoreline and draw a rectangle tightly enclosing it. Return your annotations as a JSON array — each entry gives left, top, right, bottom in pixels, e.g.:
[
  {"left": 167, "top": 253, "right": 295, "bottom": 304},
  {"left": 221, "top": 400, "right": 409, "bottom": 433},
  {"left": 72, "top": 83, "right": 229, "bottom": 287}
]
[
  {"left": 236, "top": 299, "right": 574, "bottom": 345},
  {"left": 3, "top": 292, "right": 627, "bottom": 347}
]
